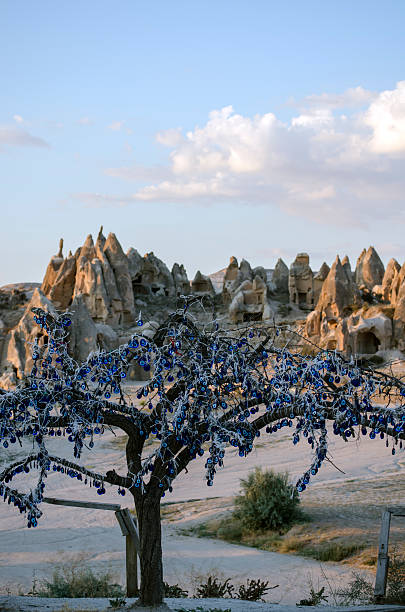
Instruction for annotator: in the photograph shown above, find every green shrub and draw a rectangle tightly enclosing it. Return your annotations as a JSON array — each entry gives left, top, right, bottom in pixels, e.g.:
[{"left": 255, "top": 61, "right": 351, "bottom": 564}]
[
  {"left": 235, "top": 578, "right": 278, "bottom": 601},
  {"left": 233, "top": 467, "right": 302, "bottom": 532},
  {"left": 386, "top": 549, "right": 405, "bottom": 604},
  {"left": 297, "top": 585, "right": 328, "bottom": 606},
  {"left": 109, "top": 596, "right": 127, "bottom": 608},
  {"left": 302, "top": 542, "right": 363, "bottom": 562},
  {"left": 164, "top": 582, "right": 188, "bottom": 597},
  {"left": 195, "top": 575, "right": 234, "bottom": 598},
  {"left": 335, "top": 571, "right": 374, "bottom": 605},
  {"left": 336, "top": 551, "right": 405, "bottom": 606},
  {"left": 216, "top": 518, "right": 244, "bottom": 541},
  {"left": 35, "top": 566, "right": 124, "bottom": 598}
]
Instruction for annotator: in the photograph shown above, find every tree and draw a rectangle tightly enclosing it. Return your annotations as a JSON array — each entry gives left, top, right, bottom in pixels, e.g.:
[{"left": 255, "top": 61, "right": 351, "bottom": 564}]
[{"left": 0, "top": 299, "right": 404, "bottom": 607}]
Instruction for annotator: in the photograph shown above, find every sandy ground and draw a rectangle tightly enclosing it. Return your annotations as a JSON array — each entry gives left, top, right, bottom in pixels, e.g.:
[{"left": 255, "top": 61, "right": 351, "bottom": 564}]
[{"left": 0, "top": 415, "right": 404, "bottom": 606}]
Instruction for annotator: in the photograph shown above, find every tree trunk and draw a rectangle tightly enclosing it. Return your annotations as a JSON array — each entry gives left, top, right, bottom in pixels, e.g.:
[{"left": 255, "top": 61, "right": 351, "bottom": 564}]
[{"left": 134, "top": 489, "right": 164, "bottom": 606}]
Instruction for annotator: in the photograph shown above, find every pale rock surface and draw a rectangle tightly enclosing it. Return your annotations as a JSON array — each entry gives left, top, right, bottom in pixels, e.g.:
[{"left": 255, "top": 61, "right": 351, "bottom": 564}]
[
  {"left": 171, "top": 263, "right": 190, "bottom": 296},
  {"left": 313, "top": 261, "right": 330, "bottom": 305},
  {"left": 271, "top": 258, "right": 289, "bottom": 294},
  {"left": 382, "top": 258, "right": 405, "bottom": 306},
  {"left": 222, "top": 256, "right": 239, "bottom": 302},
  {"left": 252, "top": 266, "right": 267, "bottom": 285},
  {"left": 229, "top": 276, "right": 273, "bottom": 323},
  {"left": 341, "top": 255, "right": 353, "bottom": 282},
  {"left": 316, "top": 256, "right": 360, "bottom": 319},
  {"left": 190, "top": 271, "right": 215, "bottom": 296},
  {"left": 288, "top": 253, "right": 313, "bottom": 308},
  {"left": 40, "top": 238, "right": 65, "bottom": 296},
  {"left": 73, "top": 254, "right": 112, "bottom": 324},
  {"left": 381, "top": 257, "right": 401, "bottom": 302},
  {"left": 140, "top": 252, "right": 175, "bottom": 297},
  {"left": 3, "top": 288, "right": 56, "bottom": 379},
  {"left": 0, "top": 365, "right": 18, "bottom": 390},
  {"left": 95, "top": 230, "right": 123, "bottom": 323},
  {"left": 67, "top": 295, "right": 100, "bottom": 362},
  {"left": 95, "top": 323, "right": 119, "bottom": 351},
  {"left": 127, "top": 247, "right": 143, "bottom": 280},
  {"left": 104, "top": 233, "right": 136, "bottom": 323},
  {"left": 346, "top": 308, "right": 392, "bottom": 354},
  {"left": 238, "top": 258, "right": 253, "bottom": 284},
  {"left": 393, "top": 276, "right": 405, "bottom": 349},
  {"left": 305, "top": 256, "right": 362, "bottom": 351},
  {"left": 223, "top": 257, "right": 256, "bottom": 304},
  {"left": 136, "top": 320, "right": 160, "bottom": 339},
  {"left": 77, "top": 234, "right": 97, "bottom": 262},
  {"left": 355, "top": 246, "right": 384, "bottom": 290},
  {"left": 47, "top": 252, "right": 76, "bottom": 310}
]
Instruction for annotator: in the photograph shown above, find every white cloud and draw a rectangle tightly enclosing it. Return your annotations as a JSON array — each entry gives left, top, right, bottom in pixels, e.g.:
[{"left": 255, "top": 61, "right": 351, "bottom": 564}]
[
  {"left": 291, "top": 108, "right": 334, "bottom": 127},
  {"left": 0, "top": 126, "right": 50, "bottom": 149},
  {"left": 13, "top": 114, "right": 24, "bottom": 124},
  {"left": 293, "top": 86, "right": 378, "bottom": 110},
  {"left": 156, "top": 127, "right": 183, "bottom": 147},
  {"left": 364, "top": 81, "right": 405, "bottom": 154},
  {"left": 108, "top": 120, "right": 125, "bottom": 131},
  {"left": 81, "top": 82, "right": 405, "bottom": 227},
  {"left": 77, "top": 117, "right": 93, "bottom": 125}
]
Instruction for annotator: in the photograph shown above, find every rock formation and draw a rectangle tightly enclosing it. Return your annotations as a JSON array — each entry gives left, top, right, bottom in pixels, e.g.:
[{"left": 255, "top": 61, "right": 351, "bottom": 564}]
[
  {"left": 271, "top": 258, "right": 289, "bottom": 294},
  {"left": 381, "top": 258, "right": 401, "bottom": 302},
  {"left": 47, "top": 252, "right": 76, "bottom": 310},
  {"left": 67, "top": 295, "right": 100, "bottom": 362},
  {"left": 355, "top": 246, "right": 385, "bottom": 291},
  {"left": 239, "top": 259, "right": 253, "bottom": 284},
  {"left": 305, "top": 256, "right": 363, "bottom": 349},
  {"left": 3, "top": 288, "right": 56, "bottom": 379},
  {"left": 190, "top": 271, "right": 215, "bottom": 296},
  {"left": 289, "top": 253, "right": 313, "bottom": 308},
  {"left": 140, "top": 252, "right": 175, "bottom": 297},
  {"left": 172, "top": 263, "right": 190, "bottom": 296},
  {"left": 6, "top": 229, "right": 405, "bottom": 387},
  {"left": 252, "top": 266, "right": 267, "bottom": 285},
  {"left": 341, "top": 256, "right": 353, "bottom": 282},
  {"left": 304, "top": 252, "right": 397, "bottom": 355},
  {"left": 229, "top": 276, "right": 273, "bottom": 324},
  {"left": 104, "top": 233, "right": 136, "bottom": 322},
  {"left": 313, "top": 262, "right": 330, "bottom": 305},
  {"left": 393, "top": 270, "right": 405, "bottom": 349},
  {"left": 41, "top": 238, "right": 65, "bottom": 296},
  {"left": 223, "top": 256, "right": 239, "bottom": 302},
  {"left": 73, "top": 246, "right": 116, "bottom": 325}
]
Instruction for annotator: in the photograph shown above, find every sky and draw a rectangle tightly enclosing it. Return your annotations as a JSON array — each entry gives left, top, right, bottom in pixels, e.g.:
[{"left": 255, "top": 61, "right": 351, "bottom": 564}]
[{"left": 1, "top": 0, "right": 405, "bottom": 286}]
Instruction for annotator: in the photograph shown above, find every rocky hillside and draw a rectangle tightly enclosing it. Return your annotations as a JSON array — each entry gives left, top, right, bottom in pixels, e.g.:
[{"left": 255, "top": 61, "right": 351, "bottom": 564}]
[{"left": 1, "top": 230, "right": 404, "bottom": 388}]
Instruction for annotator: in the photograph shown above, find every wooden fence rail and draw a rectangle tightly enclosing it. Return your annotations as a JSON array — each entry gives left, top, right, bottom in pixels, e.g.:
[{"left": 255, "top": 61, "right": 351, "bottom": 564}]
[{"left": 42, "top": 497, "right": 140, "bottom": 596}]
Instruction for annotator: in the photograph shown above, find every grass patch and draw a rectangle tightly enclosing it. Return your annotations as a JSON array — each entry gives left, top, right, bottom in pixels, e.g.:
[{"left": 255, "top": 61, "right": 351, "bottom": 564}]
[
  {"left": 180, "top": 514, "right": 365, "bottom": 562},
  {"left": 29, "top": 553, "right": 124, "bottom": 599},
  {"left": 298, "top": 542, "right": 365, "bottom": 562}
]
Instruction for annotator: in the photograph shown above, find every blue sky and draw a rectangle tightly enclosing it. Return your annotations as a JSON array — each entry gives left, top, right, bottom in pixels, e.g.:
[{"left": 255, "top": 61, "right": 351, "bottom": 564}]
[{"left": 1, "top": 0, "right": 405, "bottom": 285}]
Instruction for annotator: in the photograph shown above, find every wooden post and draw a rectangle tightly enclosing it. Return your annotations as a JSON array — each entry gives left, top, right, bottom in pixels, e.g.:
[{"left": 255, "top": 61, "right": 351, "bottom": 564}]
[
  {"left": 126, "top": 532, "right": 138, "bottom": 597},
  {"left": 115, "top": 508, "right": 140, "bottom": 597},
  {"left": 374, "top": 510, "right": 391, "bottom": 601}
]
